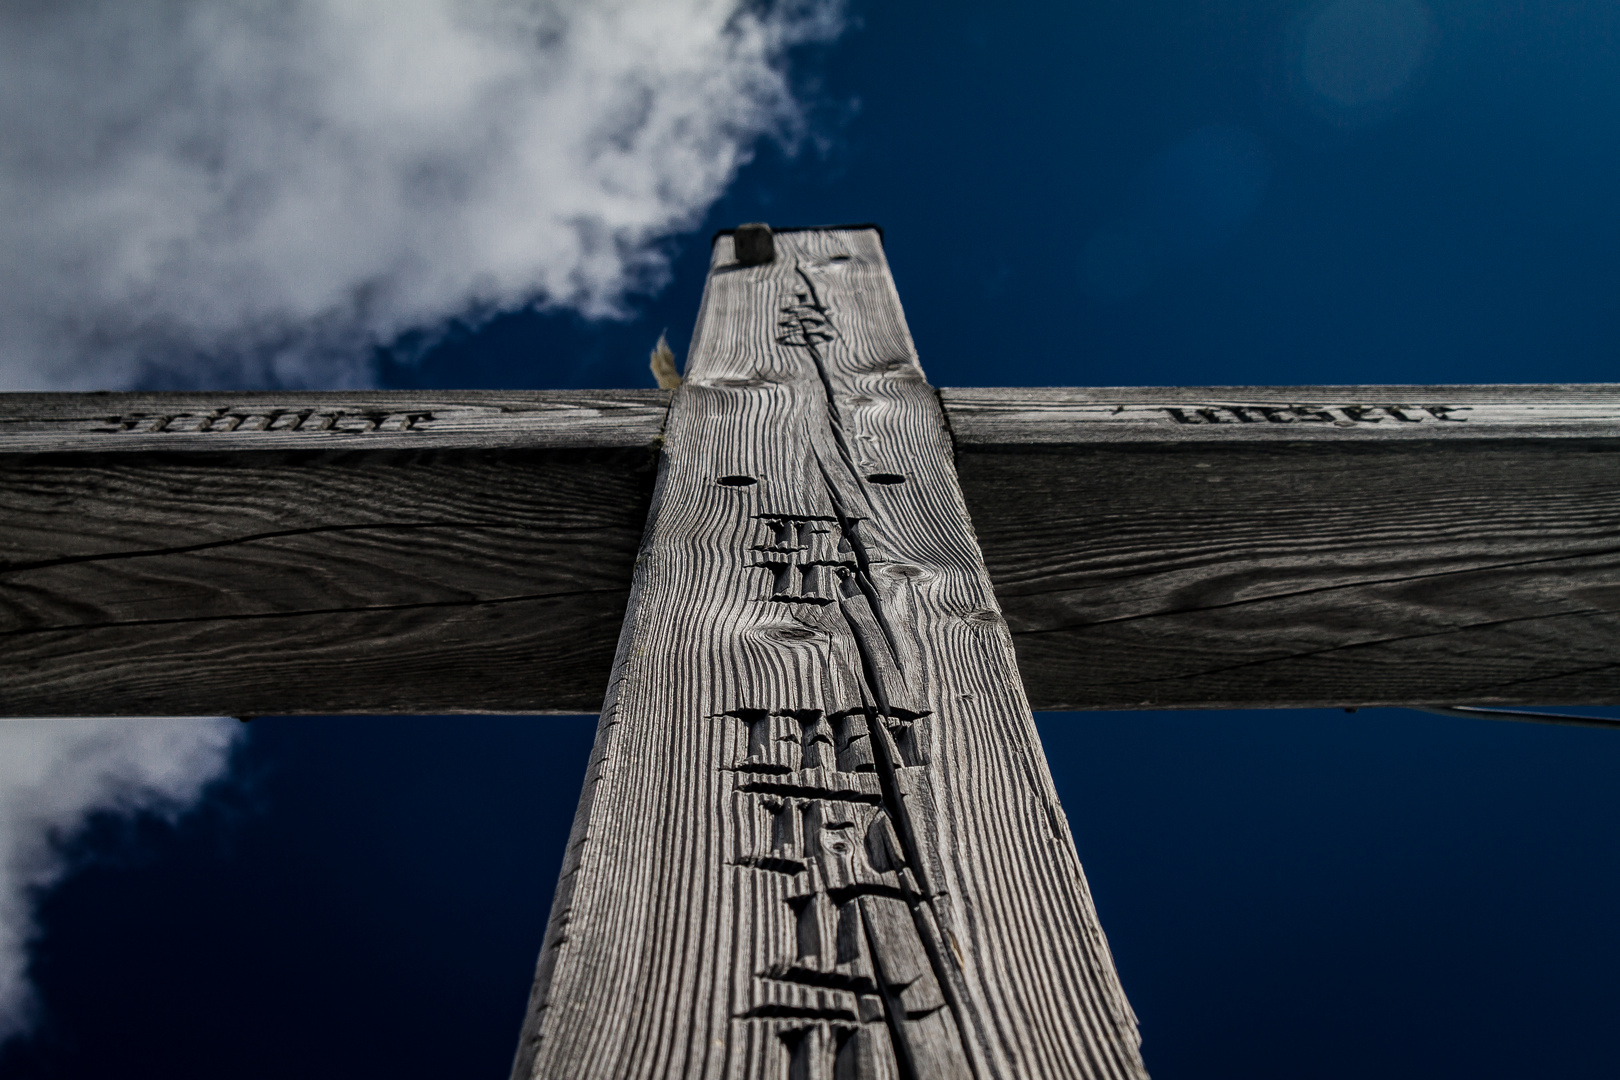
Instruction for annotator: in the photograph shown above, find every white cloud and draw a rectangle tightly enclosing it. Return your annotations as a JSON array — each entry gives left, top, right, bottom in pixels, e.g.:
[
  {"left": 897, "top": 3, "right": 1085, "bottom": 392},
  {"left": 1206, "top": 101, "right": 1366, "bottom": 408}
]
[
  {"left": 0, "top": 0, "right": 842, "bottom": 389},
  {"left": 0, "top": 717, "right": 241, "bottom": 1042},
  {"left": 0, "top": 1, "right": 838, "bottom": 1041}
]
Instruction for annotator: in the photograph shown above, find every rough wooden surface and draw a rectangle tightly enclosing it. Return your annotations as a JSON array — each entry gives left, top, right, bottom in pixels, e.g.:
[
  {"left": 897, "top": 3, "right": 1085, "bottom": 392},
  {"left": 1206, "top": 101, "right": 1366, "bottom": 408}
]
[
  {"left": 943, "top": 384, "right": 1620, "bottom": 445},
  {"left": 0, "top": 389, "right": 668, "bottom": 453},
  {"left": 513, "top": 230, "right": 1146, "bottom": 1079},
  {"left": 12, "top": 381, "right": 1618, "bottom": 716},
  {"left": 944, "top": 386, "right": 1620, "bottom": 710},
  {"left": 0, "top": 391, "right": 666, "bottom": 715}
]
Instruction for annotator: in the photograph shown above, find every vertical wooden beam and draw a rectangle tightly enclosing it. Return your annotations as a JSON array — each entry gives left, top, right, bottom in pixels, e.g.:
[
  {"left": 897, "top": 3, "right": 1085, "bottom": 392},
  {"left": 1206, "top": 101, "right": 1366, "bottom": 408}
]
[{"left": 511, "top": 228, "right": 1147, "bottom": 1080}]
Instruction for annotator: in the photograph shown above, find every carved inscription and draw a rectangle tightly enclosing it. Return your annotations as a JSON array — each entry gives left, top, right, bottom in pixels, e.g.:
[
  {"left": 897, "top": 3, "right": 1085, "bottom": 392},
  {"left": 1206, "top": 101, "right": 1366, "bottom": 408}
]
[
  {"left": 731, "top": 509, "right": 974, "bottom": 1080},
  {"left": 730, "top": 703, "right": 969, "bottom": 1078},
  {"left": 101, "top": 409, "right": 428, "bottom": 434},
  {"left": 719, "top": 262, "right": 986, "bottom": 1079},
  {"left": 776, "top": 282, "right": 837, "bottom": 350},
  {"left": 753, "top": 516, "right": 858, "bottom": 606},
  {"left": 1163, "top": 403, "right": 1465, "bottom": 425}
]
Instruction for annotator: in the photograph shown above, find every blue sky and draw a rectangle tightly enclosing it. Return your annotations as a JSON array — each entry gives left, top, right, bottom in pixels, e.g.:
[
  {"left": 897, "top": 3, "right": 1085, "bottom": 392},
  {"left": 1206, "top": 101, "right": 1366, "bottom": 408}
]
[{"left": 5, "top": 1, "right": 1620, "bottom": 1077}]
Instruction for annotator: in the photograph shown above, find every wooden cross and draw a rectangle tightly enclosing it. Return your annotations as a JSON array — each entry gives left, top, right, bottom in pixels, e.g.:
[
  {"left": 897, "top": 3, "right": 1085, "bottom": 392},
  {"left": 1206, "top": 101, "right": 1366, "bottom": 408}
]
[{"left": 5, "top": 224, "right": 1618, "bottom": 1080}]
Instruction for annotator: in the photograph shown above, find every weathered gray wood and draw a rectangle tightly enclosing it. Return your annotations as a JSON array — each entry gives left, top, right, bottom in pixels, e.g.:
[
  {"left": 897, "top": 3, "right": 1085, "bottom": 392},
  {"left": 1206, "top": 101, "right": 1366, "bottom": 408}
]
[
  {"left": 0, "top": 389, "right": 668, "bottom": 453},
  {"left": 13, "top": 382, "right": 1619, "bottom": 716},
  {"left": 0, "top": 391, "right": 666, "bottom": 715},
  {"left": 512, "top": 230, "right": 1145, "bottom": 1080},
  {"left": 943, "top": 384, "right": 1620, "bottom": 445},
  {"left": 944, "top": 385, "right": 1620, "bottom": 710}
]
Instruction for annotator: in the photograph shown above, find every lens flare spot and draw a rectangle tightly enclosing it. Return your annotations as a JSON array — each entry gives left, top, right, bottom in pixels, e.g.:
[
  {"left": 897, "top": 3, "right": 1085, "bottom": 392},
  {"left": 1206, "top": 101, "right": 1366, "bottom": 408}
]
[{"left": 1302, "top": 0, "right": 1434, "bottom": 109}]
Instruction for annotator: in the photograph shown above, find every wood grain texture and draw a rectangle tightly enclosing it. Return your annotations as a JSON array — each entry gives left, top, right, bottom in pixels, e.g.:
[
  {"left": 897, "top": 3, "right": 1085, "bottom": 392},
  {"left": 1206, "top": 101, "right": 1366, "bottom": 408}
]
[
  {"left": 513, "top": 230, "right": 1146, "bottom": 1080},
  {"left": 0, "top": 389, "right": 668, "bottom": 715},
  {"left": 942, "top": 384, "right": 1620, "bottom": 445},
  {"left": 0, "top": 389, "right": 669, "bottom": 453},
  {"left": 943, "top": 386, "right": 1620, "bottom": 710}
]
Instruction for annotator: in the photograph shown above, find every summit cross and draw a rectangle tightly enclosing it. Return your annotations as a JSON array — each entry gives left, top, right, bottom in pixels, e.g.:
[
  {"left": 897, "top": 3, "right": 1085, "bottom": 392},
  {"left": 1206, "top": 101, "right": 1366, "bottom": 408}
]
[{"left": 5, "top": 224, "right": 1620, "bottom": 1080}]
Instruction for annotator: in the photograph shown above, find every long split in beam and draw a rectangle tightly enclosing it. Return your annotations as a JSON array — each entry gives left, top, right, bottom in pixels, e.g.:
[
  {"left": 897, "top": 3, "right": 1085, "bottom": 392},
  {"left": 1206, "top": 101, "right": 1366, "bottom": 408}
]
[
  {"left": 8, "top": 230, "right": 1620, "bottom": 1078},
  {"left": 510, "top": 227, "right": 1146, "bottom": 1079}
]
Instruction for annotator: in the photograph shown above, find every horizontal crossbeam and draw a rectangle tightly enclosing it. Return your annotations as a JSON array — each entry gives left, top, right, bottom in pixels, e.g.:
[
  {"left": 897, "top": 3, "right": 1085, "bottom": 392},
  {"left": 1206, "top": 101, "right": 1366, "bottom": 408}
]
[
  {"left": 948, "top": 385, "right": 1620, "bottom": 710},
  {"left": 3, "top": 384, "right": 1619, "bottom": 714},
  {"left": 0, "top": 391, "right": 667, "bottom": 715}
]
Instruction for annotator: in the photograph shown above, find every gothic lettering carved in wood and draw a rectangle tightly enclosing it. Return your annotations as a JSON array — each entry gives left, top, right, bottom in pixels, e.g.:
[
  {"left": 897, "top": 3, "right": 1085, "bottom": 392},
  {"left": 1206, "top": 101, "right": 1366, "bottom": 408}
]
[{"left": 509, "top": 228, "right": 1146, "bottom": 1079}]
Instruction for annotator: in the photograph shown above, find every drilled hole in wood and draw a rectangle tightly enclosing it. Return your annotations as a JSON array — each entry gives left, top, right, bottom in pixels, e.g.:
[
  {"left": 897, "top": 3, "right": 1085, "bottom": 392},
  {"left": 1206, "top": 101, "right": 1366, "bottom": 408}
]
[
  {"left": 866, "top": 473, "right": 905, "bottom": 485},
  {"left": 717, "top": 474, "right": 757, "bottom": 487}
]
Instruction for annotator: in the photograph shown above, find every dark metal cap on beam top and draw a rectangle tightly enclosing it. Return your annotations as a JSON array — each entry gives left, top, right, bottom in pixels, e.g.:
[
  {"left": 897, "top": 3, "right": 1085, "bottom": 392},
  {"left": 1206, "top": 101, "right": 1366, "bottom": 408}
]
[
  {"left": 710, "top": 222, "right": 885, "bottom": 247},
  {"left": 730, "top": 222, "right": 774, "bottom": 265}
]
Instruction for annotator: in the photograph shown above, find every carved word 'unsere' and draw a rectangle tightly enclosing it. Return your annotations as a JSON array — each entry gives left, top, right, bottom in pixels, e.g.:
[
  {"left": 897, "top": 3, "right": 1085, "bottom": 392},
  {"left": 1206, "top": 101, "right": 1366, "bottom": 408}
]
[{"left": 1162, "top": 404, "right": 1464, "bottom": 425}]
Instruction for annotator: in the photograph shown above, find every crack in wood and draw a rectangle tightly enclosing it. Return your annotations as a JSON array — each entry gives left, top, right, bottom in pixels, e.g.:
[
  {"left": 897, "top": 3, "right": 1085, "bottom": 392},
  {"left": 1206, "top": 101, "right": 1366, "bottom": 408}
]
[
  {"left": 1005, "top": 544, "right": 1620, "bottom": 635},
  {"left": 511, "top": 229, "right": 1146, "bottom": 1080},
  {"left": 0, "top": 520, "right": 534, "bottom": 575},
  {"left": 717, "top": 261, "right": 979, "bottom": 1080},
  {"left": 0, "top": 587, "right": 621, "bottom": 638},
  {"left": 1488, "top": 658, "right": 1620, "bottom": 689},
  {"left": 1167, "top": 608, "right": 1607, "bottom": 683}
]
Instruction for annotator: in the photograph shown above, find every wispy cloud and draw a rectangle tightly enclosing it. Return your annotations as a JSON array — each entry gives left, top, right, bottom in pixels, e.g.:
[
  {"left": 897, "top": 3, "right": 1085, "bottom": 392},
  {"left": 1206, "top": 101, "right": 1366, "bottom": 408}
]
[
  {"left": 0, "top": 0, "right": 842, "bottom": 389},
  {"left": 0, "top": 0, "right": 842, "bottom": 1047},
  {"left": 0, "top": 718, "right": 241, "bottom": 1042}
]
